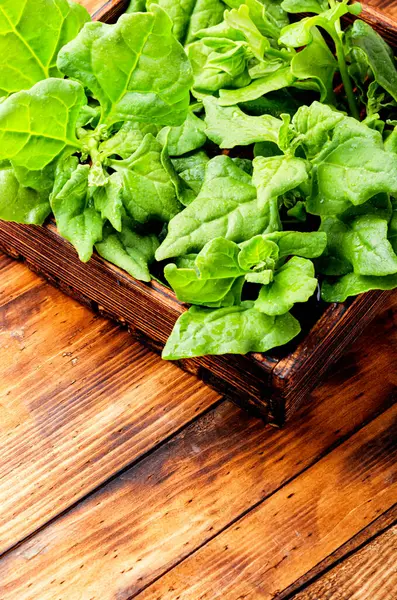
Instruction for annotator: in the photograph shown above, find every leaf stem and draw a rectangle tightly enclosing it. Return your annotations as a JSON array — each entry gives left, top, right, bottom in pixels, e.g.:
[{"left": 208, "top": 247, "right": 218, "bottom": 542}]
[{"left": 334, "top": 35, "right": 359, "bottom": 119}]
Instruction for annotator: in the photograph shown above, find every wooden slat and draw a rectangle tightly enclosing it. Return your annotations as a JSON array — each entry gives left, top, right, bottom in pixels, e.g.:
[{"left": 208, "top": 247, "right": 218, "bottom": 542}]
[
  {"left": 139, "top": 406, "right": 397, "bottom": 600},
  {"left": 292, "top": 524, "right": 397, "bottom": 600},
  {"left": 277, "top": 503, "right": 397, "bottom": 598},
  {"left": 0, "top": 257, "right": 220, "bottom": 555},
  {"left": 0, "top": 298, "right": 395, "bottom": 599}
]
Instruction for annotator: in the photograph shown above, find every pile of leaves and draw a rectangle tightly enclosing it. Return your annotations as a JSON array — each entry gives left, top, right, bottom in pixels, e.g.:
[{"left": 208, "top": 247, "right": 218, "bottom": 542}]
[{"left": 1, "top": 0, "right": 397, "bottom": 359}]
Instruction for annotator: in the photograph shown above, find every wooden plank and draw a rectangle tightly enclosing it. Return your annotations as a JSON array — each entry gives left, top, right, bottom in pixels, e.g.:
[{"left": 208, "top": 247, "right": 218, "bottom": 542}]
[
  {"left": 0, "top": 257, "right": 220, "bottom": 556},
  {"left": 278, "top": 503, "right": 397, "bottom": 598},
  {"left": 139, "top": 406, "right": 397, "bottom": 600},
  {"left": 292, "top": 524, "right": 397, "bottom": 600},
  {"left": 0, "top": 298, "right": 395, "bottom": 599}
]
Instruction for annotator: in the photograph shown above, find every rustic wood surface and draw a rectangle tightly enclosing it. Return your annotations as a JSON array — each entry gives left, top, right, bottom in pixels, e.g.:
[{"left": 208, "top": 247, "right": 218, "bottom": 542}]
[{"left": 1, "top": 0, "right": 397, "bottom": 598}]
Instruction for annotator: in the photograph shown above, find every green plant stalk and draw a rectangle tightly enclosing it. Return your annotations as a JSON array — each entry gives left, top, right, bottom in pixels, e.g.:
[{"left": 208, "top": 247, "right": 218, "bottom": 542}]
[{"left": 334, "top": 34, "right": 360, "bottom": 119}]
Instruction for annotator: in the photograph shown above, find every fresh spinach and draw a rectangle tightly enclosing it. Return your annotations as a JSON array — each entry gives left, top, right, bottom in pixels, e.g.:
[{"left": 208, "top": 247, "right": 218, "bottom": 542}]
[{"left": 1, "top": 0, "right": 397, "bottom": 360}]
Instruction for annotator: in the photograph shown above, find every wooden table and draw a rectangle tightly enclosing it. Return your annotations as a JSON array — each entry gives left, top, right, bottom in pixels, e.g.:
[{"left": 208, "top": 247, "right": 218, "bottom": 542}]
[{"left": 1, "top": 0, "right": 397, "bottom": 596}]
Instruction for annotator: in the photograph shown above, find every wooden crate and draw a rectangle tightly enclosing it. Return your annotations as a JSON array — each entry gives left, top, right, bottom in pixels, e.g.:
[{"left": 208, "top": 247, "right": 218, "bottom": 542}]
[{"left": 0, "top": 0, "right": 394, "bottom": 425}]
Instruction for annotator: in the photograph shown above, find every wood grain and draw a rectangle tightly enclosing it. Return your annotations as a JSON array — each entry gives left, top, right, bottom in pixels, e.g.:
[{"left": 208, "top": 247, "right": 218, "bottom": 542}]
[
  {"left": 139, "top": 405, "right": 397, "bottom": 600},
  {"left": 0, "top": 257, "right": 220, "bottom": 556},
  {"left": 292, "top": 524, "right": 397, "bottom": 600},
  {"left": 0, "top": 297, "right": 394, "bottom": 599}
]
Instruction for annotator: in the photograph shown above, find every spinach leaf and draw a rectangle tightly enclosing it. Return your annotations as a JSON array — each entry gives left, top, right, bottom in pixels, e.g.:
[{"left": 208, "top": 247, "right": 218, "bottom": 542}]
[
  {"left": 150, "top": 0, "right": 226, "bottom": 44},
  {"left": 322, "top": 271, "right": 397, "bottom": 302},
  {"left": 0, "top": 0, "right": 89, "bottom": 96},
  {"left": 263, "top": 230, "right": 327, "bottom": 258},
  {"left": 195, "top": 237, "right": 245, "bottom": 278},
  {"left": 162, "top": 302, "right": 300, "bottom": 358},
  {"left": 164, "top": 263, "right": 237, "bottom": 306},
  {"left": 255, "top": 256, "right": 317, "bottom": 315},
  {"left": 50, "top": 157, "right": 103, "bottom": 262},
  {"left": 318, "top": 214, "right": 397, "bottom": 277},
  {"left": 203, "top": 96, "right": 282, "bottom": 147},
  {"left": 187, "top": 37, "right": 251, "bottom": 94},
  {"left": 157, "top": 154, "right": 308, "bottom": 260},
  {"left": 157, "top": 110, "right": 206, "bottom": 156},
  {"left": 0, "top": 165, "right": 51, "bottom": 224},
  {"left": 111, "top": 134, "right": 183, "bottom": 224},
  {"left": 346, "top": 20, "right": 397, "bottom": 102},
  {"left": 291, "top": 101, "right": 345, "bottom": 159},
  {"left": 307, "top": 118, "right": 397, "bottom": 215},
  {"left": 218, "top": 66, "right": 295, "bottom": 105},
  {"left": 290, "top": 28, "right": 337, "bottom": 103},
  {"left": 99, "top": 122, "right": 160, "bottom": 160},
  {"left": 172, "top": 151, "right": 209, "bottom": 202},
  {"left": 252, "top": 154, "right": 309, "bottom": 232},
  {"left": 58, "top": 6, "right": 193, "bottom": 126},
  {"left": 156, "top": 155, "right": 259, "bottom": 259},
  {"left": 0, "top": 78, "right": 85, "bottom": 170},
  {"left": 281, "top": 0, "right": 328, "bottom": 14},
  {"left": 96, "top": 218, "right": 158, "bottom": 282}
]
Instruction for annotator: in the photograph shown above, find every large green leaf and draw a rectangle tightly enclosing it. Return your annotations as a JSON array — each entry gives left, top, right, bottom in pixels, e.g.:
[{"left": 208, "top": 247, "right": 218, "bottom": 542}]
[
  {"left": 322, "top": 271, "right": 397, "bottom": 302},
  {"left": 318, "top": 214, "right": 397, "bottom": 277},
  {"left": 162, "top": 302, "right": 300, "bottom": 358},
  {"left": 111, "top": 133, "right": 183, "bottom": 224},
  {"left": 0, "top": 0, "right": 89, "bottom": 96},
  {"left": 346, "top": 20, "right": 397, "bottom": 102},
  {"left": 50, "top": 157, "right": 103, "bottom": 262},
  {"left": 0, "top": 78, "right": 85, "bottom": 170},
  {"left": 0, "top": 164, "right": 50, "bottom": 224},
  {"left": 218, "top": 66, "right": 295, "bottom": 105},
  {"left": 307, "top": 118, "right": 397, "bottom": 215},
  {"left": 96, "top": 218, "right": 158, "bottom": 282},
  {"left": 255, "top": 256, "right": 317, "bottom": 315},
  {"left": 151, "top": 0, "right": 226, "bottom": 44},
  {"left": 203, "top": 96, "right": 282, "bottom": 148},
  {"left": 57, "top": 5, "right": 193, "bottom": 126}
]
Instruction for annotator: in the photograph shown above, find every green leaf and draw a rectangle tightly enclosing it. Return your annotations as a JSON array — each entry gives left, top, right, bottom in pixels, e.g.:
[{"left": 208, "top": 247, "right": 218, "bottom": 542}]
[
  {"left": 346, "top": 20, "right": 397, "bottom": 102},
  {"left": 318, "top": 214, "right": 397, "bottom": 277},
  {"left": 57, "top": 6, "right": 193, "bottom": 126},
  {"left": 290, "top": 28, "right": 337, "bottom": 103},
  {"left": 255, "top": 256, "right": 317, "bottom": 315},
  {"left": 291, "top": 101, "right": 345, "bottom": 159},
  {"left": 156, "top": 155, "right": 262, "bottom": 260},
  {"left": 99, "top": 121, "right": 160, "bottom": 160},
  {"left": 157, "top": 110, "right": 206, "bottom": 156},
  {"left": 252, "top": 155, "right": 310, "bottom": 232},
  {"left": 0, "top": 0, "right": 89, "bottom": 96},
  {"left": 238, "top": 236, "right": 279, "bottom": 270},
  {"left": 278, "top": 3, "right": 350, "bottom": 48},
  {"left": 162, "top": 301, "right": 301, "bottom": 358},
  {"left": 0, "top": 164, "right": 50, "bottom": 224},
  {"left": 172, "top": 150, "right": 209, "bottom": 203},
  {"left": 164, "top": 263, "right": 237, "bottom": 306},
  {"left": 218, "top": 65, "right": 295, "bottom": 105},
  {"left": 225, "top": 4, "right": 270, "bottom": 60},
  {"left": 93, "top": 173, "right": 124, "bottom": 232},
  {"left": 322, "top": 271, "right": 397, "bottom": 302},
  {"left": 151, "top": 0, "right": 226, "bottom": 44},
  {"left": 281, "top": 0, "right": 328, "bottom": 15},
  {"left": 95, "top": 218, "right": 158, "bottom": 282},
  {"left": 111, "top": 133, "right": 183, "bottom": 224},
  {"left": 50, "top": 157, "right": 103, "bottom": 262},
  {"left": 263, "top": 230, "right": 327, "bottom": 258},
  {"left": 203, "top": 96, "right": 282, "bottom": 148},
  {"left": 187, "top": 37, "right": 250, "bottom": 94},
  {"left": 0, "top": 78, "right": 84, "bottom": 170},
  {"left": 195, "top": 237, "right": 245, "bottom": 278},
  {"left": 307, "top": 117, "right": 397, "bottom": 215}
]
